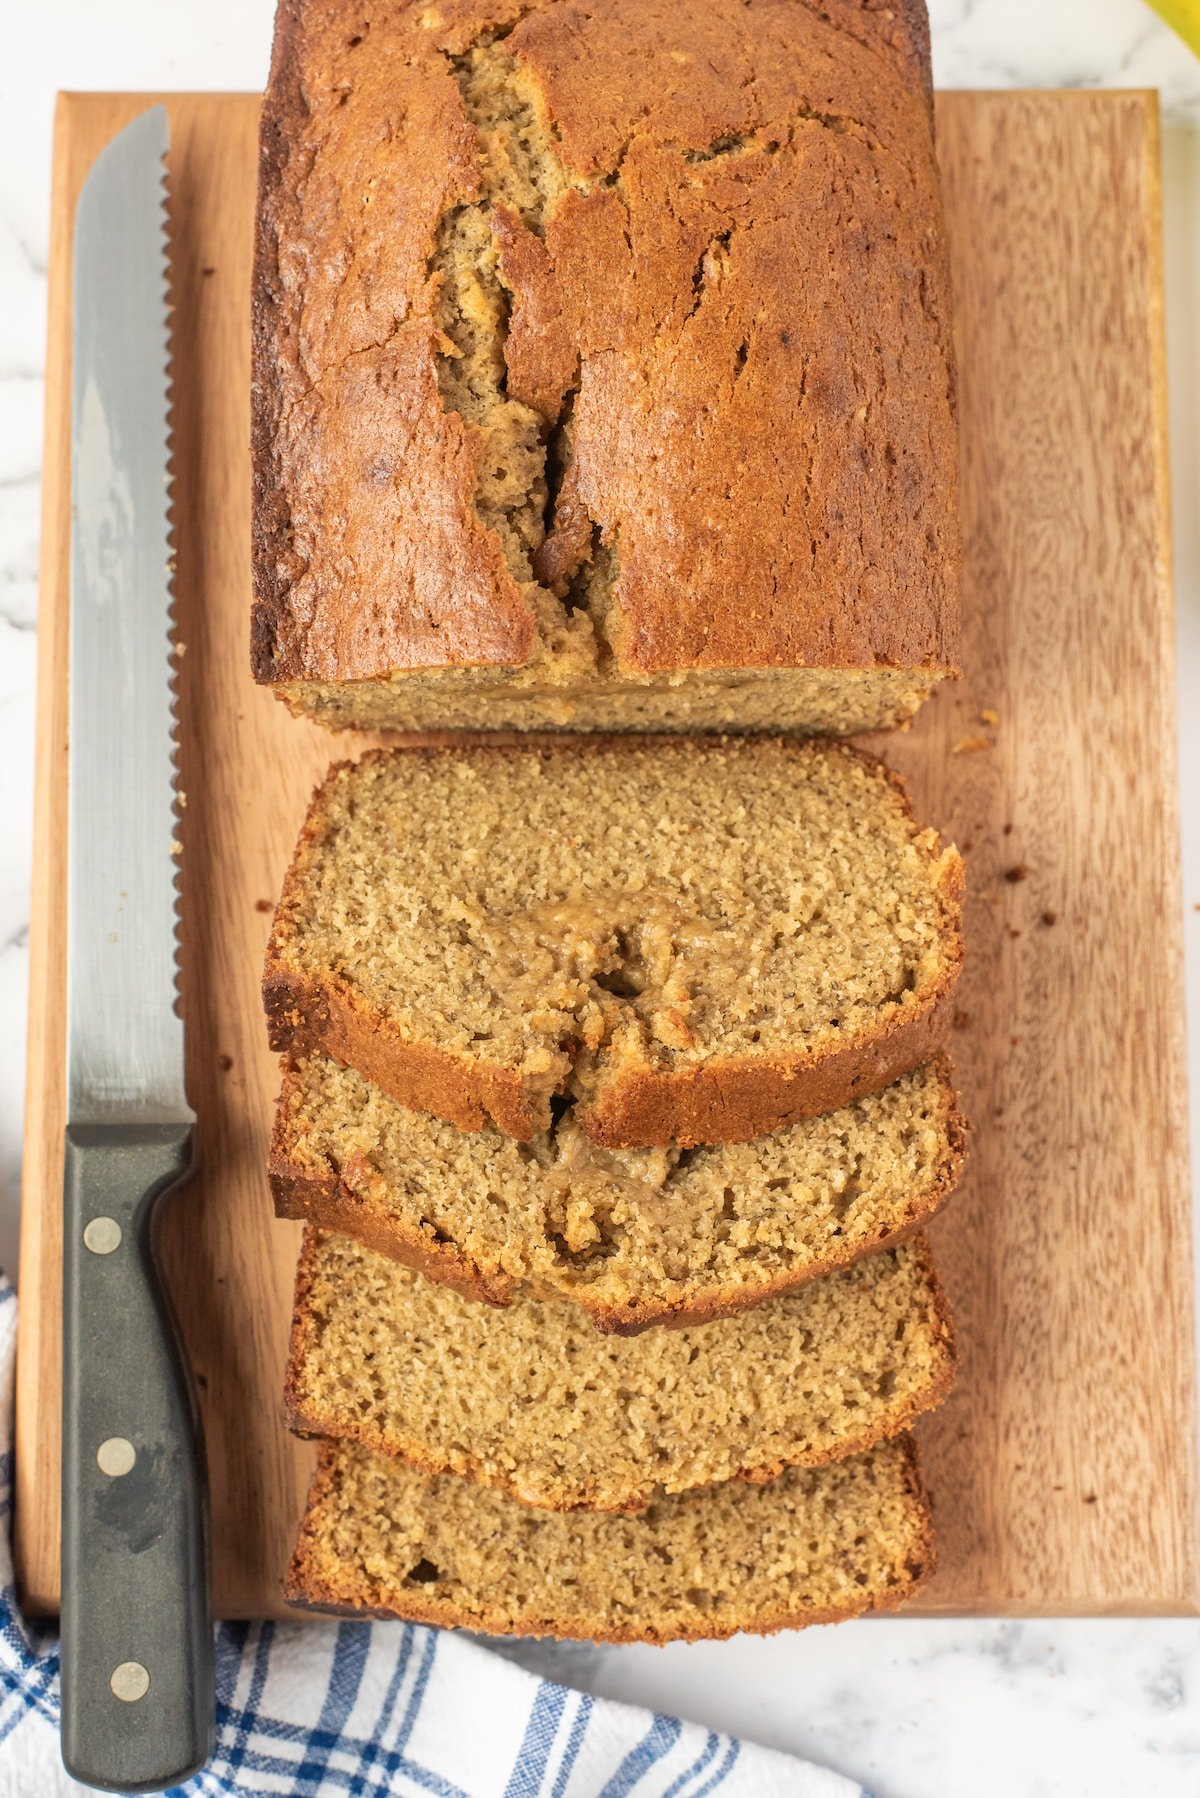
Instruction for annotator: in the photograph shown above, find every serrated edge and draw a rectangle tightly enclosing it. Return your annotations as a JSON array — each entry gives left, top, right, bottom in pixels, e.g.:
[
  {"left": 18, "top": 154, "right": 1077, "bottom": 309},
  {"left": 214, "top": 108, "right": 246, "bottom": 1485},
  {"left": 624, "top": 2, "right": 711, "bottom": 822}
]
[{"left": 158, "top": 140, "right": 187, "bottom": 1029}]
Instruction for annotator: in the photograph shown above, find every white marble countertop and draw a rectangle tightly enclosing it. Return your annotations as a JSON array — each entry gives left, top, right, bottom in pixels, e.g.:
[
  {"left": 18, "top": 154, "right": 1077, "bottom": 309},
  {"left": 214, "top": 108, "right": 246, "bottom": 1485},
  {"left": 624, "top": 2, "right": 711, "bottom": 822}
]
[{"left": 2, "top": 2, "right": 1200, "bottom": 1793}]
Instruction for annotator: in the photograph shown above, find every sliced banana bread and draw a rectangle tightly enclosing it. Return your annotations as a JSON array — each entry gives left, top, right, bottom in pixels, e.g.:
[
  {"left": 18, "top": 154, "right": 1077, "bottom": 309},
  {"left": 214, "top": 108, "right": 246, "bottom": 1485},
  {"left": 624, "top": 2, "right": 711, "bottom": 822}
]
[
  {"left": 285, "top": 1230, "right": 954, "bottom": 1512},
  {"left": 272, "top": 1054, "right": 964, "bottom": 1331},
  {"left": 287, "top": 1436, "right": 934, "bottom": 1642},
  {"left": 264, "top": 739, "right": 964, "bottom": 1146}
]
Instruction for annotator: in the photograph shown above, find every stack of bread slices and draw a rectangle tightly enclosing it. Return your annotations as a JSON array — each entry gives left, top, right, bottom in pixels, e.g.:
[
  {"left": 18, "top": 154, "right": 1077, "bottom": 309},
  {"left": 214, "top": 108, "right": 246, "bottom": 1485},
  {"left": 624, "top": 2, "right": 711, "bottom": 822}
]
[
  {"left": 264, "top": 738, "right": 966, "bottom": 1642},
  {"left": 252, "top": 0, "right": 967, "bottom": 1644}
]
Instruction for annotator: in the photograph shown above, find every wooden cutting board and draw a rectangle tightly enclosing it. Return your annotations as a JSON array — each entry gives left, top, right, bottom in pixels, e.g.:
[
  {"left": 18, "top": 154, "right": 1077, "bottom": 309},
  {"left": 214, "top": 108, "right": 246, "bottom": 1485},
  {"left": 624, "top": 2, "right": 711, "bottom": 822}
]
[{"left": 15, "top": 89, "right": 1197, "bottom": 1621}]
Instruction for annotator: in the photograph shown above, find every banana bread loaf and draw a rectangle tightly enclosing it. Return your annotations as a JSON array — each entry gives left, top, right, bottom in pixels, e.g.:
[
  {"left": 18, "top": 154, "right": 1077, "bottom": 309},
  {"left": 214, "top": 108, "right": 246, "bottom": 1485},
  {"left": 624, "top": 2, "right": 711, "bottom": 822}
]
[
  {"left": 285, "top": 1229, "right": 954, "bottom": 1510},
  {"left": 263, "top": 739, "right": 964, "bottom": 1146},
  {"left": 252, "top": 0, "right": 959, "bottom": 733},
  {"left": 272, "top": 1053, "right": 964, "bottom": 1330},
  {"left": 286, "top": 1436, "right": 935, "bottom": 1640}
]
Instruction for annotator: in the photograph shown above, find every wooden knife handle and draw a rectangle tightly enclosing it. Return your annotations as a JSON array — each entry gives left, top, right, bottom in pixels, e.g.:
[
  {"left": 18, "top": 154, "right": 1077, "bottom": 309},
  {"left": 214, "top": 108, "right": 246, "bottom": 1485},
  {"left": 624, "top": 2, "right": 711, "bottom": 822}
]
[{"left": 61, "top": 1122, "right": 213, "bottom": 1793}]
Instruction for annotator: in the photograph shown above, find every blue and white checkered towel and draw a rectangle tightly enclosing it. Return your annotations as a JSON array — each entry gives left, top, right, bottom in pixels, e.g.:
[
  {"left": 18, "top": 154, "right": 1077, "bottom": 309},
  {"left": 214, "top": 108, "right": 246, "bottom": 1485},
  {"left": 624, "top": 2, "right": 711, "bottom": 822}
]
[{"left": 0, "top": 1280, "right": 866, "bottom": 1797}]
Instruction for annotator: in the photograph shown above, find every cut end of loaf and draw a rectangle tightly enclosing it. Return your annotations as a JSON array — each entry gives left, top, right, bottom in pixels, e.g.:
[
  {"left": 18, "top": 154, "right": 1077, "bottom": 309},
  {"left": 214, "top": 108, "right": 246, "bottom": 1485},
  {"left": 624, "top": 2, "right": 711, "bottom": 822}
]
[{"left": 272, "top": 664, "right": 955, "bottom": 736}]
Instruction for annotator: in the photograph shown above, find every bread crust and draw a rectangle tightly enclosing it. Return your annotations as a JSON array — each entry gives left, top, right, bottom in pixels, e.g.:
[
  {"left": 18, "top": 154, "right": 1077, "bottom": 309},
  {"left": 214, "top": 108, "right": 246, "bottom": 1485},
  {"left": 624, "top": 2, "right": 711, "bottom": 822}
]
[
  {"left": 282, "top": 1436, "right": 937, "bottom": 1642},
  {"left": 251, "top": 0, "right": 959, "bottom": 707},
  {"left": 281, "top": 1233, "right": 956, "bottom": 1512},
  {"left": 249, "top": 0, "right": 298, "bottom": 687},
  {"left": 269, "top": 1052, "right": 967, "bottom": 1333}
]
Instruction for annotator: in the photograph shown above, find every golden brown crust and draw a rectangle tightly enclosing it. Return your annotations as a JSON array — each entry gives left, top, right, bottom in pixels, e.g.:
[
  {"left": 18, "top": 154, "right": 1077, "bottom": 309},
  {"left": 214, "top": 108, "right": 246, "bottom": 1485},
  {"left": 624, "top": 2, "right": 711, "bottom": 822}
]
[
  {"left": 283, "top": 1436, "right": 937, "bottom": 1642},
  {"left": 252, "top": 0, "right": 959, "bottom": 698},
  {"left": 269, "top": 1051, "right": 967, "bottom": 1333},
  {"left": 801, "top": 0, "right": 933, "bottom": 94},
  {"left": 282, "top": 1234, "right": 957, "bottom": 1512}
]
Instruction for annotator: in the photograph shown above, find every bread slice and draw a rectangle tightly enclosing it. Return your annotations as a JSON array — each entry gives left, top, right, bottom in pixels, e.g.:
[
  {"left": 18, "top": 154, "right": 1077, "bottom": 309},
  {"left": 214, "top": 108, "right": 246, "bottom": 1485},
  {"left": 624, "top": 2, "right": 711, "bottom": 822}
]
[
  {"left": 287, "top": 1435, "right": 935, "bottom": 1642},
  {"left": 285, "top": 1229, "right": 954, "bottom": 1512},
  {"left": 272, "top": 1053, "right": 964, "bottom": 1332},
  {"left": 264, "top": 739, "right": 964, "bottom": 1146}
]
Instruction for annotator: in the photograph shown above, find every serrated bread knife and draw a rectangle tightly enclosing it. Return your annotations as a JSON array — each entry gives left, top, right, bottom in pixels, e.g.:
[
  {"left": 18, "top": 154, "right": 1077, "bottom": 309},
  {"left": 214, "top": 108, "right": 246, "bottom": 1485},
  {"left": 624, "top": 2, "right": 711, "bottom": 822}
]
[{"left": 63, "top": 106, "right": 213, "bottom": 1792}]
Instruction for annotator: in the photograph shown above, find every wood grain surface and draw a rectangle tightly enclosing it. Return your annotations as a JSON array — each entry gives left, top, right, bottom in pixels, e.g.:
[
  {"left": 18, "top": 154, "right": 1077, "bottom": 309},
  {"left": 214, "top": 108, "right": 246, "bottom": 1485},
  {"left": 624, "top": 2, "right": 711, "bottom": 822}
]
[{"left": 15, "top": 90, "right": 1197, "bottom": 1620}]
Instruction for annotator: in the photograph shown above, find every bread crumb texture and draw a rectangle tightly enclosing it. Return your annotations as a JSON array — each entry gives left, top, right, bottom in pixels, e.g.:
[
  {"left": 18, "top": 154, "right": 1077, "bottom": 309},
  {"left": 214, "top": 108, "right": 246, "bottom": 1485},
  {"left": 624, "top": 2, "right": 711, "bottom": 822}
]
[
  {"left": 264, "top": 739, "right": 964, "bottom": 1143},
  {"left": 253, "top": 0, "right": 959, "bottom": 731},
  {"left": 272, "top": 1052, "right": 964, "bottom": 1327},
  {"left": 287, "top": 1434, "right": 935, "bottom": 1641},
  {"left": 286, "top": 1228, "right": 955, "bottom": 1510}
]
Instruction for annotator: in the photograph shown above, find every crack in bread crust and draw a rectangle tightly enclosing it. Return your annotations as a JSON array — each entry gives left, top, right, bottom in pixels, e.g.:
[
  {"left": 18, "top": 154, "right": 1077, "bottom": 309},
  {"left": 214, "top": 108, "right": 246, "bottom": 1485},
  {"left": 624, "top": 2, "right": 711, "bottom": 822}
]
[{"left": 430, "top": 33, "right": 628, "bottom": 673}]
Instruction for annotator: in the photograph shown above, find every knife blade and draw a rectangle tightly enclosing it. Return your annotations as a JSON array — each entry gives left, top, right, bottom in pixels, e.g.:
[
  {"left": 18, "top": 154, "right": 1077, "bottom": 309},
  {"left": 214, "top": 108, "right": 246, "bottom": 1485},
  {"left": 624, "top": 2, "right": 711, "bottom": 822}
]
[{"left": 62, "top": 104, "right": 213, "bottom": 1793}]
